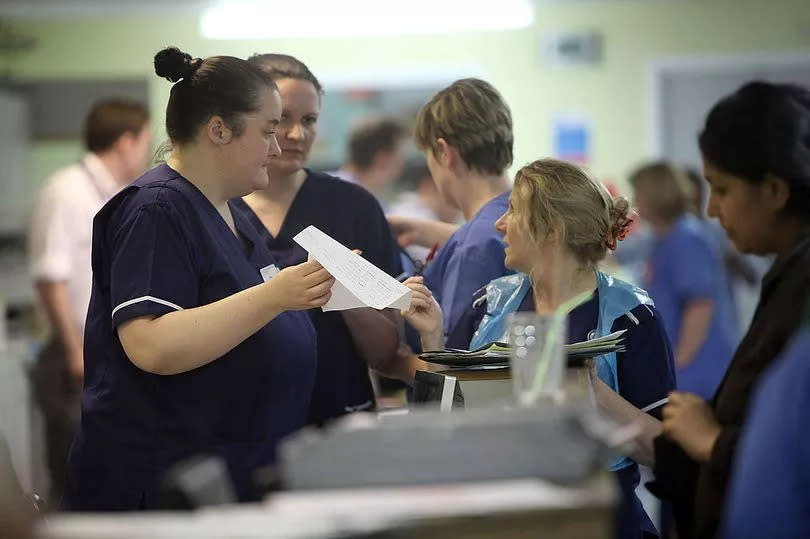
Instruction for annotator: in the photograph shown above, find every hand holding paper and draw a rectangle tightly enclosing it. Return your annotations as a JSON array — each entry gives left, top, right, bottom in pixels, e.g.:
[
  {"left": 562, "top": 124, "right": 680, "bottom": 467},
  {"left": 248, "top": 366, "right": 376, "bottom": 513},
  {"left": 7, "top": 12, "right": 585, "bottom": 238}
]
[{"left": 293, "top": 225, "right": 412, "bottom": 311}]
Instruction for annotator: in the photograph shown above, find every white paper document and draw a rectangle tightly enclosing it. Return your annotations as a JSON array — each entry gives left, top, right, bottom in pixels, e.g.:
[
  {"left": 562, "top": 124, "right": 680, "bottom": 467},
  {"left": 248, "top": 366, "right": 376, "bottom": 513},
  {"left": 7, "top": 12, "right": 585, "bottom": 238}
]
[{"left": 293, "top": 225, "right": 412, "bottom": 311}]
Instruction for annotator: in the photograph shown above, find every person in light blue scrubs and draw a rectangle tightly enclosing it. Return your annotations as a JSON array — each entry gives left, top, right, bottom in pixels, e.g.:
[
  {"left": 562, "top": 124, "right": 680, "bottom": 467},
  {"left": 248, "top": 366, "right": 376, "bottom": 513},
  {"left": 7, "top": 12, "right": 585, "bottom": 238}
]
[
  {"left": 722, "top": 306, "right": 810, "bottom": 539},
  {"left": 63, "top": 47, "right": 334, "bottom": 510},
  {"left": 403, "top": 159, "right": 676, "bottom": 539},
  {"left": 388, "top": 79, "right": 515, "bottom": 339},
  {"left": 630, "top": 162, "right": 737, "bottom": 400}
]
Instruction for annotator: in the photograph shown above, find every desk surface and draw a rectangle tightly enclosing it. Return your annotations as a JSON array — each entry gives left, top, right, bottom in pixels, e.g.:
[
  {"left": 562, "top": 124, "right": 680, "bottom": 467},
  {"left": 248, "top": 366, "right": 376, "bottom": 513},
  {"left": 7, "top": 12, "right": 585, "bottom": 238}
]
[{"left": 40, "top": 475, "right": 616, "bottom": 539}]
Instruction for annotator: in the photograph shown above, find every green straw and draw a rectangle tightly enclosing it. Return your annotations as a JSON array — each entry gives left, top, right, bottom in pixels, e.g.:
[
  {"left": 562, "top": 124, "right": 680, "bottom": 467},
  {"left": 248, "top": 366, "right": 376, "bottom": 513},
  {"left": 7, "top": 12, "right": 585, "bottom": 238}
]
[{"left": 521, "top": 288, "right": 595, "bottom": 404}]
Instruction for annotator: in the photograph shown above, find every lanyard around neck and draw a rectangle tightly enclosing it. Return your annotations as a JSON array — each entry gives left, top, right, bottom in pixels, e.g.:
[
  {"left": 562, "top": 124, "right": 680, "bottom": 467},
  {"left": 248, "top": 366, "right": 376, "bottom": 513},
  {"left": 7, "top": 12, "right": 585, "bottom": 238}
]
[{"left": 79, "top": 160, "right": 112, "bottom": 202}]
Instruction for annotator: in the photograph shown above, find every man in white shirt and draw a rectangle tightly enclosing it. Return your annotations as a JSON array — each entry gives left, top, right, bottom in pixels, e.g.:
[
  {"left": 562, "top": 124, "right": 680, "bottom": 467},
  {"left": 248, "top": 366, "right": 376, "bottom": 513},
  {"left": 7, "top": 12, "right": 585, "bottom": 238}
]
[
  {"left": 29, "top": 99, "right": 149, "bottom": 502},
  {"left": 388, "top": 165, "right": 461, "bottom": 265},
  {"left": 331, "top": 116, "right": 409, "bottom": 206}
]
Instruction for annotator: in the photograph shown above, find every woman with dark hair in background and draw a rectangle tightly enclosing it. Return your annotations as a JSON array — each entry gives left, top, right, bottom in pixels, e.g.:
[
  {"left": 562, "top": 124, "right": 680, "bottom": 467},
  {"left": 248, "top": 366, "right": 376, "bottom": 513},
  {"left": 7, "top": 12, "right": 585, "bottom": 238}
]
[
  {"left": 63, "top": 47, "right": 334, "bottom": 510},
  {"left": 232, "top": 54, "right": 404, "bottom": 425},
  {"left": 650, "top": 81, "right": 810, "bottom": 539}
]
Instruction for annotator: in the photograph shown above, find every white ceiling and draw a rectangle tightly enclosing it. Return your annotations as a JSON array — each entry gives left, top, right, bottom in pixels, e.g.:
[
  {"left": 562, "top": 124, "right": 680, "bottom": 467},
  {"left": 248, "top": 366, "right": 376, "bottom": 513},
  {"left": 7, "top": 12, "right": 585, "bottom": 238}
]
[
  {"left": 0, "top": 0, "right": 213, "bottom": 18},
  {"left": 0, "top": 0, "right": 682, "bottom": 19}
]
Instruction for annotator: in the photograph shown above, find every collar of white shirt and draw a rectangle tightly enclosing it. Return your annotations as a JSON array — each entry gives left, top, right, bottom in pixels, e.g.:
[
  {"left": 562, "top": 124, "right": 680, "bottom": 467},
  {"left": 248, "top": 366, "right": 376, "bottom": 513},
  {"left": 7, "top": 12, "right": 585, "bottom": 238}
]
[{"left": 82, "top": 152, "right": 122, "bottom": 200}]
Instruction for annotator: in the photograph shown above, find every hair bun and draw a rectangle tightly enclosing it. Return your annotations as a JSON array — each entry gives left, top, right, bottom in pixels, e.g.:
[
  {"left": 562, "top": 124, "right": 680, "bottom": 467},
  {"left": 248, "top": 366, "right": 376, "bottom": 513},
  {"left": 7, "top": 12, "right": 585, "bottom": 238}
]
[
  {"left": 606, "top": 196, "right": 633, "bottom": 250},
  {"left": 154, "top": 46, "right": 202, "bottom": 83}
]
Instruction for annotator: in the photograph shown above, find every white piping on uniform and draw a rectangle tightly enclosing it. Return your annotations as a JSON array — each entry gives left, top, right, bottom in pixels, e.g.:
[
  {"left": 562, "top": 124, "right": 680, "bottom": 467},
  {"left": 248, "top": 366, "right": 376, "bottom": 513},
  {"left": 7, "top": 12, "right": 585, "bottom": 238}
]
[
  {"left": 641, "top": 397, "right": 669, "bottom": 413},
  {"left": 344, "top": 400, "right": 374, "bottom": 413},
  {"left": 111, "top": 296, "right": 184, "bottom": 319}
]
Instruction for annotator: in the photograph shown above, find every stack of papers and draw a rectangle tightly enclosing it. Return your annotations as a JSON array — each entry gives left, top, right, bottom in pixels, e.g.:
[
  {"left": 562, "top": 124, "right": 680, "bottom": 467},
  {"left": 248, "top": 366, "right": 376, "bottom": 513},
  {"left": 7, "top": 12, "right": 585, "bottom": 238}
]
[
  {"left": 420, "top": 344, "right": 510, "bottom": 367},
  {"left": 419, "top": 330, "right": 627, "bottom": 368}
]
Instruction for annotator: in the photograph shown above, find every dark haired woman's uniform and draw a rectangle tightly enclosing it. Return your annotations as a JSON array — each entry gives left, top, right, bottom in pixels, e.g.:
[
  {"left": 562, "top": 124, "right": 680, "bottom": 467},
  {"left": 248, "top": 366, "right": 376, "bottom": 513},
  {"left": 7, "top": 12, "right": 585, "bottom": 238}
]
[{"left": 62, "top": 165, "right": 318, "bottom": 510}]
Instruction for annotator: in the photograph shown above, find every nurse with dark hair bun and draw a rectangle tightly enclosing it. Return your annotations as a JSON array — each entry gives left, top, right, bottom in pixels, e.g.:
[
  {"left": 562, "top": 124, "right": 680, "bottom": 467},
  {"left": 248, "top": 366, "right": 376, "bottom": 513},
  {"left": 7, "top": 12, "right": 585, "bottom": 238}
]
[{"left": 63, "top": 46, "right": 334, "bottom": 511}]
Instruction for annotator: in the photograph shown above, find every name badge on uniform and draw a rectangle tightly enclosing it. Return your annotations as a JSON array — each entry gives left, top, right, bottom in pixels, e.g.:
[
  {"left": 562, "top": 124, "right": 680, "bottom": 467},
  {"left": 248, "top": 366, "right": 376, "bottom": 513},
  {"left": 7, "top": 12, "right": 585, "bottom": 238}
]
[{"left": 260, "top": 264, "right": 279, "bottom": 282}]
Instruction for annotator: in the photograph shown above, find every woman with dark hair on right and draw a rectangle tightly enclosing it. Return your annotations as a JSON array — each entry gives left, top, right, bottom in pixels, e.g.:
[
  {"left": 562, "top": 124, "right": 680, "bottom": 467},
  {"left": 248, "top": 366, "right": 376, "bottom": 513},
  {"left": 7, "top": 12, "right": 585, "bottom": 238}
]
[{"left": 650, "top": 81, "right": 810, "bottom": 539}]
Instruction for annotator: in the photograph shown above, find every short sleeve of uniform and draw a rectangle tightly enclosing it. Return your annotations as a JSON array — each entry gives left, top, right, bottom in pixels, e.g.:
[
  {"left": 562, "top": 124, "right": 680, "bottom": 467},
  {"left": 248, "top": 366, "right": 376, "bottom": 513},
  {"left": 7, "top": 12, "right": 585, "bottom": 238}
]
[
  {"left": 440, "top": 235, "right": 506, "bottom": 335},
  {"left": 614, "top": 304, "right": 677, "bottom": 419},
  {"left": 670, "top": 232, "right": 715, "bottom": 302},
  {"left": 109, "top": 202, "right": 200, "bottom": 328}
]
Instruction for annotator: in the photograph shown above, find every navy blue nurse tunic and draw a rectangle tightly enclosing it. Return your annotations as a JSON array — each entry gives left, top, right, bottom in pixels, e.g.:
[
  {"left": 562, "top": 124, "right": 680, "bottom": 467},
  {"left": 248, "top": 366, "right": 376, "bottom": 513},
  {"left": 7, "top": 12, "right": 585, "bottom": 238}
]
[
  {"left": 450, "top": 288, "right": 676, "bottom": 538},
  {"left": 62, "top": 164, "right": 317, "bottom": 511},
  {"left": 231, "top": 170, "right": 402, "bottom": 425}
]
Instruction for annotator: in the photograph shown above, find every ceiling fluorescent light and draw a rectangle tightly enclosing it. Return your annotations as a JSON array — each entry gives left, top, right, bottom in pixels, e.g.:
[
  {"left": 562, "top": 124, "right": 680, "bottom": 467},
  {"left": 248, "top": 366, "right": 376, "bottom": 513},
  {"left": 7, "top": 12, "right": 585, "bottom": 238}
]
[{"left": 200, "top": 0, "right": 535, "bottom": 39}]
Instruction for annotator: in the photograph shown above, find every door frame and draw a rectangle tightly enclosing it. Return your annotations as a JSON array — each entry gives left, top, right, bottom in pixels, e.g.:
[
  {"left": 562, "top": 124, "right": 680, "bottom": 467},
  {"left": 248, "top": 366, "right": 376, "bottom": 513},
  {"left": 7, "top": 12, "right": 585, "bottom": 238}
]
[{"left": 646, "top": 50, "right": 810, "bottom": 157}]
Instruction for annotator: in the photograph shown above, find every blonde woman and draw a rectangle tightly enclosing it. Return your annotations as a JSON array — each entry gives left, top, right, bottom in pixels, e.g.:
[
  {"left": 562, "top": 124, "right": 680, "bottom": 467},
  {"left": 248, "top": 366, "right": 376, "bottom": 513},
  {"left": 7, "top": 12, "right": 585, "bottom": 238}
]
[
  {"left": 630, "top": 162, "right": 736, "bottom": 400},
  {"left": 232, "top": 54, "right": 403, "bottom": 424},
  {"left": 403, "top": 159, "right": 676, "bottom": 539}
]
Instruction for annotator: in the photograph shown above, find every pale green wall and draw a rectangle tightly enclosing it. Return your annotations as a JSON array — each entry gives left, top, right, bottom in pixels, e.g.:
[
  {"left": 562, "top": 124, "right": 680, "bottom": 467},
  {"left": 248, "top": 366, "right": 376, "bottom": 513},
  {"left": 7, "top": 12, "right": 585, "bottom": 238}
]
[{"left": 9, "top": 0, "right": 810, "bottom": 199}]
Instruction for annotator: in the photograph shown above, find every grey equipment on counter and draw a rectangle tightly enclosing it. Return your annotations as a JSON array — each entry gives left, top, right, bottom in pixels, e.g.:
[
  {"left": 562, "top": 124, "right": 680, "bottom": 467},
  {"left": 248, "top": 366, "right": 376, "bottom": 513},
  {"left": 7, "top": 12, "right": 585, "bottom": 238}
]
[{"left": 277, "top": 404, "right": 636, "bottom": 491}]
